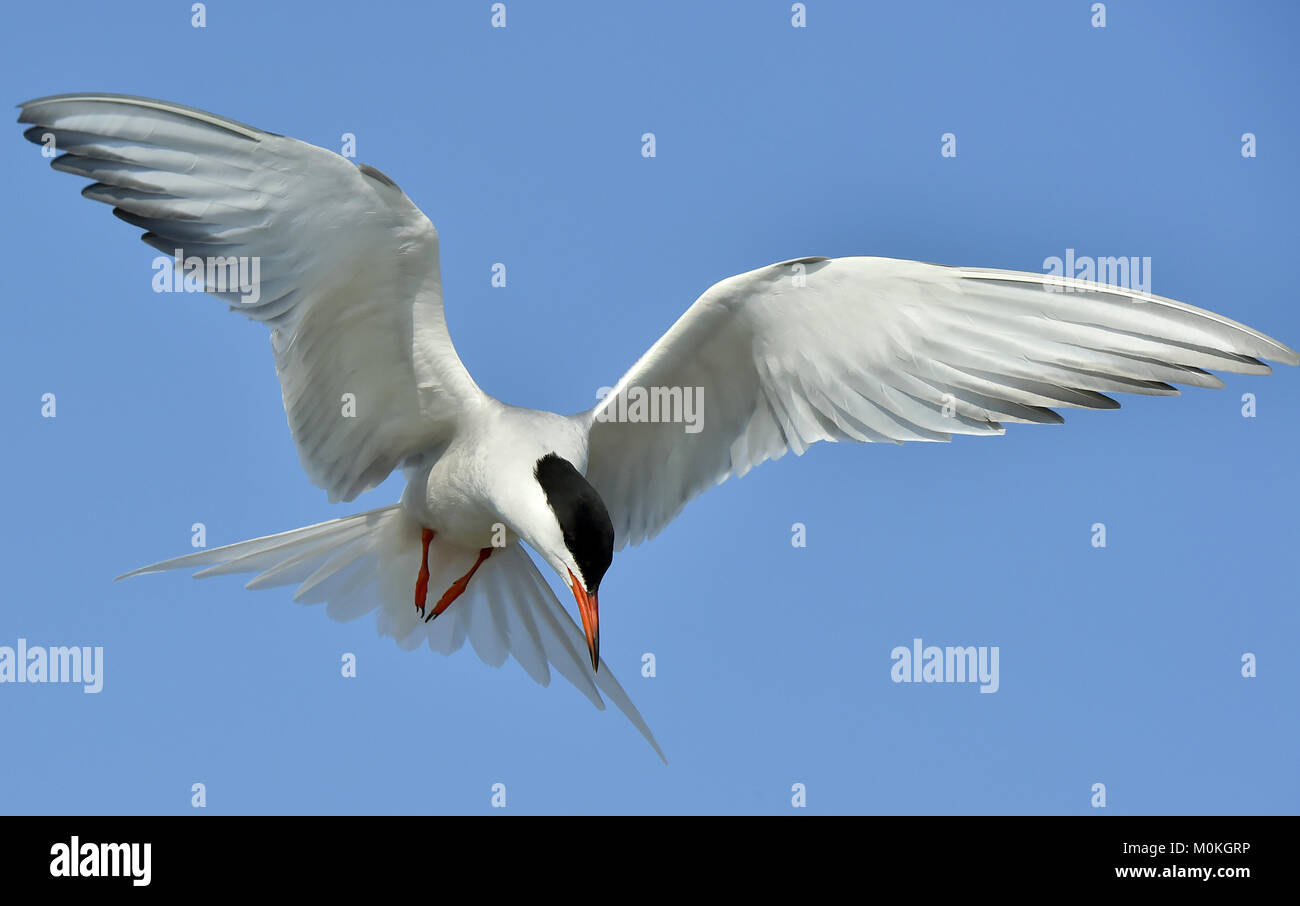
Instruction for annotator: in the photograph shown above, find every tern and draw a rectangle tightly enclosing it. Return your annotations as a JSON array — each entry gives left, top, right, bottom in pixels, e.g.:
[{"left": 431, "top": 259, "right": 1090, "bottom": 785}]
[{"left": 19, "top": 94, "right": 1297, "bottom": 759}]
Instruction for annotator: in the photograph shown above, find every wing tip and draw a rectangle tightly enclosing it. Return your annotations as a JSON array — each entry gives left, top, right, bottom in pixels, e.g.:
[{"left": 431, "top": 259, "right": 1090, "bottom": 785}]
[{"left": 1257, "top": 338, "right": 1299, "bottom": 368}]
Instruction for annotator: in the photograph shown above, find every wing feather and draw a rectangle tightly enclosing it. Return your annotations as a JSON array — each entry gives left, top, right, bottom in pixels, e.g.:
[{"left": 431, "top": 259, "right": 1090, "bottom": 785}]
[
  {"left": 585, "top": 256, "right": 1296, "bottom": 548},
  {"left": 20, "top": 93, "right": 487, "bottom": 502}
]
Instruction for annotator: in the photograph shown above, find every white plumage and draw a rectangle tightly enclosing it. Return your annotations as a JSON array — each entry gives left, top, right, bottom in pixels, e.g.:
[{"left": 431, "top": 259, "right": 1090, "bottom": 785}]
[
  {"left": 118, "top": 504, "right": 663, "bottom": 760},
  {"left": 585, "top": 257, "right": 1296, "bottom": 547},
  {"left": 20, "top": 94, "right": 1296, "bottom": 761}
]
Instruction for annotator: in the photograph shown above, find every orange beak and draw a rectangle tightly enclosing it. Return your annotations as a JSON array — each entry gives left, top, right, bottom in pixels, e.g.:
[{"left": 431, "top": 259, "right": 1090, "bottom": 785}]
[{"left": 567, "top": 569, "right": 600, "bottom": 672}]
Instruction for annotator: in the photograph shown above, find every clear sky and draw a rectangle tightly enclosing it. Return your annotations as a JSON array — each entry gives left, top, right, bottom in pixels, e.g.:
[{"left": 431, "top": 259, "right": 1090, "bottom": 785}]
[{"left": 1, "top": 1, "right": 1296, "bottom": 815}]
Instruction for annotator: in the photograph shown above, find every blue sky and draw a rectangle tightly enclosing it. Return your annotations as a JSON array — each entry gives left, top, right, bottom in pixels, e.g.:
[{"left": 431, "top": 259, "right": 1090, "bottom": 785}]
[{"left": 1, "top": 0, "right": 1297, "bottom": 815}]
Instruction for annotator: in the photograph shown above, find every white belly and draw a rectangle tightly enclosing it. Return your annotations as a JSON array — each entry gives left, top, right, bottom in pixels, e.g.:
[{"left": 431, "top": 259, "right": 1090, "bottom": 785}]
[
  {"left": 403, "top": 447, "right": 511, "bottom": 548},
  {"left": 399, "top": 403, "right": 589, "bottom": 550}
]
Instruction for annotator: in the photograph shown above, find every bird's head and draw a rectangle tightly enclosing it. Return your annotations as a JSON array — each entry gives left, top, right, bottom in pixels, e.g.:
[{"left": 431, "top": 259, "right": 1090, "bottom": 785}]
[{"left": 519, "top": 452, "right": 614, "bottom": 672}]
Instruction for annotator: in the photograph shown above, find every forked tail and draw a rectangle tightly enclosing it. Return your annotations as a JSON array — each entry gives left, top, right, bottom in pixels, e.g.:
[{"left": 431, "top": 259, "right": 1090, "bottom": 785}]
[{"left": 118, "top": 504, "right": 665, "bottom": 761}]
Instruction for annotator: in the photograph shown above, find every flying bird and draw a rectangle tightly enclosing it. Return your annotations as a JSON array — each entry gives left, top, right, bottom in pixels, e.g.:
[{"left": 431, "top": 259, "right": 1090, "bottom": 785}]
[{"left": 19, "top": 94, "right": 1297, "bottom": 759}]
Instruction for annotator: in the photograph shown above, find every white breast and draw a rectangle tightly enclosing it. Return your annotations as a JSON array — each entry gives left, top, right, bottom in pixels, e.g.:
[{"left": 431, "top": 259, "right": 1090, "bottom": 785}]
[{"left": 402, "top": 403, "right": 590, "bottom": 547}]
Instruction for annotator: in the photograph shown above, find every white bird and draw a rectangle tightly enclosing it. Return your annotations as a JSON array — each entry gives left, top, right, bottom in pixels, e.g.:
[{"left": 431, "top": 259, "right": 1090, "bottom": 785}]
[{"left": 20, "top": 94, "right": 1297, "bottom": 760}]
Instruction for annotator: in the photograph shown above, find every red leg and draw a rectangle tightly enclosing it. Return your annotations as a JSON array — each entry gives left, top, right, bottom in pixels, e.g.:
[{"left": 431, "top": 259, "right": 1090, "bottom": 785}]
[
  {"left": 414, "top": 528, "right": 434, "bottom": 617},
  {"left": 426, "top": 547, "right": 494, "bottom": 622}
]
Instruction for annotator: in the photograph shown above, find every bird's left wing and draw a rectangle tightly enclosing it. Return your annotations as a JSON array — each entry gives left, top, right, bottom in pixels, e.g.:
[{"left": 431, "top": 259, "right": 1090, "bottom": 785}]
[
  {"left": 19, "top": 93, "right": 487, "bottom": 502},
  {"left": 584, "top": 256, "right": 1297, "bottom": 549}
]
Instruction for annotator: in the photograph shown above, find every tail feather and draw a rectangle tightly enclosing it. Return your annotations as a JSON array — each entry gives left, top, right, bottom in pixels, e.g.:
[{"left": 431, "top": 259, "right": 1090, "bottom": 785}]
[
  {"left": 117, "top": 504, "right": 666, "bottom": 761},
  {"left": 115, "top": 507, "right": 392, "bottom": 579},
  {"left": 294, "top": 544, "right": 373, "bottom": 605},
  {"left": 494, "top": 553, "right": 554, "bottom": 686}
]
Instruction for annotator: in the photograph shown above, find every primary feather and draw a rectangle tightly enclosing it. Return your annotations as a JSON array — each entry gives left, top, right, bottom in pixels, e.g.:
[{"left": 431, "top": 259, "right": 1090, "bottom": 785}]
[
  {"left": 585, "top": 256, "right": 1297, "bottom": 548},
  {"left": 19, "top": 93, "right": 486, "bottom": 503}
]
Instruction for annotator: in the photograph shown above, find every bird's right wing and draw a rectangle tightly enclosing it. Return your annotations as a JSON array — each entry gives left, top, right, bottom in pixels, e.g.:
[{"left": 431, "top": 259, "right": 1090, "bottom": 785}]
[
  {"left": 584, "top": 256, "right": 1297, "bottom": 549},
  {"left": 20, "top": 93, "right": 487, "bottom": 502}
]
